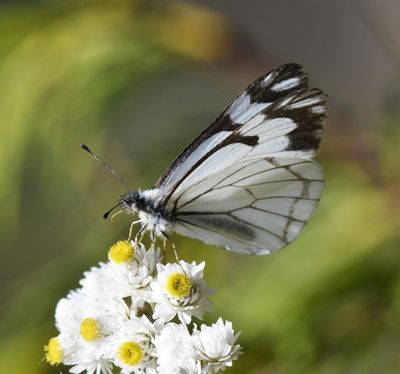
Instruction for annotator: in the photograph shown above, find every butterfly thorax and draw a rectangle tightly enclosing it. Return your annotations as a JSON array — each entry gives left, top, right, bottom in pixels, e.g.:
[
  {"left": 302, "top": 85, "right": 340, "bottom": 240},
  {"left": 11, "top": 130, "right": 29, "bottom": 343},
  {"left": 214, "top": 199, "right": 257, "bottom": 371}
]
[{"left": 121, "top": 189, "right": 172, "bottom": 237}]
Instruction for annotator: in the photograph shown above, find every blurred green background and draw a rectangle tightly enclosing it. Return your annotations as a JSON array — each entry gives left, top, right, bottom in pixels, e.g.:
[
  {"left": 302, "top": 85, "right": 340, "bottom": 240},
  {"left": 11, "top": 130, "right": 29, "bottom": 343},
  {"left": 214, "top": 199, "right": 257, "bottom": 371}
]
[{"left": 1, "top": 1, "right": 399, "bottom": 373}]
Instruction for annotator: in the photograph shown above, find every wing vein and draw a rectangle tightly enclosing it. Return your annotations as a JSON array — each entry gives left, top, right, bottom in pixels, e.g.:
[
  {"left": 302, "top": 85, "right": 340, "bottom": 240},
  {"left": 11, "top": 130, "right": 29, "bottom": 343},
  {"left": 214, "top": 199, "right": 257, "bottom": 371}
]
[
  {"left": 238, "top": 178, "right": 323, "bottom": 187},
  {"left": 175, "top": 161, "right": 311, "bottom": 211},
  {"left": 245, "top": 205, "right": 307, "bottom": 223}
]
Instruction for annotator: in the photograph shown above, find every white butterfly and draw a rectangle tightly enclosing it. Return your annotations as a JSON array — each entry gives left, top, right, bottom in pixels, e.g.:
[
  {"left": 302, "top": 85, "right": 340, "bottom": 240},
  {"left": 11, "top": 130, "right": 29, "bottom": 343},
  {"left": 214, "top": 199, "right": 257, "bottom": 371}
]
[{"left": 96, "top": 64, "right": 327, "bottom": 255}]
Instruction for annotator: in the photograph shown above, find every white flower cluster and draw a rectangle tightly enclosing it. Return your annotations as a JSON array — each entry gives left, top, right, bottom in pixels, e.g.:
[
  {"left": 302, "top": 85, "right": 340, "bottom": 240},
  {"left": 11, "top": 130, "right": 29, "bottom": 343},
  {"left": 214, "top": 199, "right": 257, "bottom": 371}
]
[{"left": 45, "top": 241, "right": 241, "bottom": 373}]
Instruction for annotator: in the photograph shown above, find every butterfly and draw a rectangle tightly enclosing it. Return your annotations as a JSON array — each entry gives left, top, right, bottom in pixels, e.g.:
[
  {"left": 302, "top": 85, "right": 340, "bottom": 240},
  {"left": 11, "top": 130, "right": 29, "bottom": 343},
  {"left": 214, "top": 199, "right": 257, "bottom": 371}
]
[{"left": 84, "top": 63, "right": 327, "bottom": 255}]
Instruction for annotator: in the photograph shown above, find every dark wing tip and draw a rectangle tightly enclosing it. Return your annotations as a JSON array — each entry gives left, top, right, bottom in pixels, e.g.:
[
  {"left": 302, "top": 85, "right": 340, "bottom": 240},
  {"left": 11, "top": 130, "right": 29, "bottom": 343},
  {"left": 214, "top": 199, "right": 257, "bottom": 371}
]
[
  {"left": 276, "top": 63, "right": 305, "bottom": 74},
  {"left": 246, "top": 63, "right": 309, "bottom": 105},
  {"left": 278, "top": 88, "right": 327, "bottom": 153}
]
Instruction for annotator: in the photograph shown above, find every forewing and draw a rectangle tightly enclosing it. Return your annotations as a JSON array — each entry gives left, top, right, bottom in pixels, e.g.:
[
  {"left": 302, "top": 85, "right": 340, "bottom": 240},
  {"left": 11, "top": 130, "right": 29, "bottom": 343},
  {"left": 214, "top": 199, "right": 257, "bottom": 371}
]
[
  {"left": 171, "top": 158, "right": 323, "bottom": 255},
  {"left": 155, "top": 64, "right": 326, "bottom": 206}
]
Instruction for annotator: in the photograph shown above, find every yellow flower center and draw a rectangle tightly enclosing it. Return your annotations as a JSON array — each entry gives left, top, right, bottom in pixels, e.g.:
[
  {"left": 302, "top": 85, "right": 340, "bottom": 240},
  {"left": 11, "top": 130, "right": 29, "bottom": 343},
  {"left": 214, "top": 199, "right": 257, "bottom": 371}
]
[
  {"left": 44, "top": 337, "right": 62, "bottom": 365},
  {"left": 118, "top": 341, "right": 143, "bottom": 366},
  {"left": 109, "top": 240, "right": 134, "bottom": 264},
  {"left": 165, "top": 272, "right": 192, "bottom": 298},
  {"left": 80, "top": 318, "right": 100, "bottom": 342}
]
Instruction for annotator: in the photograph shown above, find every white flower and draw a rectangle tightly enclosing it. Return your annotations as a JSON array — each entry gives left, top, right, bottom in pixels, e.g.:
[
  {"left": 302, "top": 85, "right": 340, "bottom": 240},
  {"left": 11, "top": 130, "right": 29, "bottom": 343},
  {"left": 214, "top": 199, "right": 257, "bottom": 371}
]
[
  {"left": 46, "top": 241, "right": 242, "bottom": 373},
  {"left": 131, "top": 242, "right": 163, "bottom": 283},
  {"left": 45, "top": 333, "right": 114, "bottom": 373},
  {"left": 193, "top": 318, "right": 242, "bottom": 373},
  {"left": 54, "top": 288, "right": 127, "bottom": 373},
  {"left": 79, "top": 262, "right": 116, "bottom": 301},
  {"left": 57, "top": 282, "right": 129, "bottom": 336},
  {"left": 105, "top": 316, "right": 162, "bottom": 373},
  {"left": 108, "top": 242, "right": 162, "bottom": 311},
  {"left": 154, "top": 323, "right": 201, "bottom": 374},
  {"left": 150, "top": 261, "right": 213, "bottom": 324}
]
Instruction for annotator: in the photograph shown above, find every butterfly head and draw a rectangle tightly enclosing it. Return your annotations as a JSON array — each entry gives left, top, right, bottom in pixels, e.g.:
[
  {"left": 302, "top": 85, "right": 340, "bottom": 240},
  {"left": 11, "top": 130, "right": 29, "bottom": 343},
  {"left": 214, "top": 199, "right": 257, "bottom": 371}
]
[
  {"left": 120, "top": 190, "right": 141, "bottom": 214},
  {"left": 102, "top": 190, "right": 139, "bottom": 220}
]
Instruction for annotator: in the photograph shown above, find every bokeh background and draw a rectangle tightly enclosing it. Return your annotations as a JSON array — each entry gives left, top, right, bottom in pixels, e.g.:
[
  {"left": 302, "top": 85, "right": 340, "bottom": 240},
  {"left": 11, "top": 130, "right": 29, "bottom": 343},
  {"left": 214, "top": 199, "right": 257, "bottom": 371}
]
[{"left": 1, "top": 1, "right": 399, "bottom": 373}]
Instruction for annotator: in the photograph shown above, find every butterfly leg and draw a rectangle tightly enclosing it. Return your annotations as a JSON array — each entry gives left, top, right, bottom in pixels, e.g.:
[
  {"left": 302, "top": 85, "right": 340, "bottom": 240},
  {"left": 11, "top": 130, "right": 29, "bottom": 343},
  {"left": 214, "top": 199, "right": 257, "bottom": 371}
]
[
  {"left": 161, "top": 230, "right": 170, "bottom": 240},
  {"left": 128, "top": 219, "right": 142, "bottom": 241},
  {"left": 171, "top": 241, "right": 180, "bottom": 264},
  {"left": 161, "top": 237, "right": 167, "bottom": 265},
  {"left": 134, "top": 224, "right": 147, "bottom": 244},
  {"left": 161, "top": 230, "right": 180, "bottom": 264}
]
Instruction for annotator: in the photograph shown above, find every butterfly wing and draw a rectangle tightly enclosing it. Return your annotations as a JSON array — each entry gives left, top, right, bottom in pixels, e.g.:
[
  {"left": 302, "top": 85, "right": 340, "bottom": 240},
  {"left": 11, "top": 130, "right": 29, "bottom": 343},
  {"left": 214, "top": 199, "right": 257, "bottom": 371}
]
[
  {"left": 171, "top": 157, "right": 323, "bottom": 254},
  {"left": 152, "top": 63, "right": 326, "bottom": 254}
]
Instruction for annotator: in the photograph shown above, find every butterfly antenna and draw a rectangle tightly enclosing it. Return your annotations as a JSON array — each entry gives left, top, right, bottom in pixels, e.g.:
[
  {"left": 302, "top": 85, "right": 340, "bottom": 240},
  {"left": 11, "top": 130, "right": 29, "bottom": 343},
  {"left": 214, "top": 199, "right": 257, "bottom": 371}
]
[{"left": 80, "top": 143, "right": 130, "bottom": 190}]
